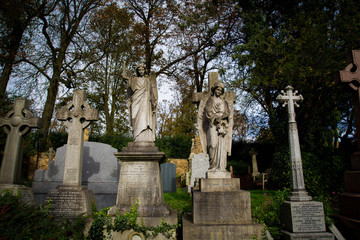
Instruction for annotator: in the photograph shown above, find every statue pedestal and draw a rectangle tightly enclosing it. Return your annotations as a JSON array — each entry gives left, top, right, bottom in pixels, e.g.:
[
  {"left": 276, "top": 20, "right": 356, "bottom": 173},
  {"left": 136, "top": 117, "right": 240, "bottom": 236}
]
[
  {"left": 108, "top": 142, "right": 177, "bottom": 233},
  {"left": 0, "top": 184, "right": 35, "bottom": 205},
  {"left": 280, "top": 201, "right": 334, "bottom": 239},
  {"left": 45, "top": 185, "right": 96, "bottom": 219},
  {"left": 183, "top": 178, "right": 263, "bottom": 239}
]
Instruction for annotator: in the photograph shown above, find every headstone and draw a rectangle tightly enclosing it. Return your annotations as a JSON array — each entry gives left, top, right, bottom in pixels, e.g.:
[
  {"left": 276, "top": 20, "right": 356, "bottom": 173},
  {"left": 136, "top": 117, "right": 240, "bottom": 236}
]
[
  {"left": 32, "top": 142, "right": 120, "bottom": 210},
  {"left": 277, "top": 86, "right": 333, "bottom": 239},
  {"left": 0, "top": 98, "right": 41, "bottom": 204},
  {"left": 338, "top": 50, "right": 360, "bottom": 238},
  {"left": 187, "top": 153, "right": 209, "bottom": 192},
  {"left": 44, "top": 90, "right": 98, "bottom": 219},
  {"left": 183, "top": 72, "right": 263, "bottom": 239},
  {"left": 160, "top": 162, "right": 176, "bottom": 193}
]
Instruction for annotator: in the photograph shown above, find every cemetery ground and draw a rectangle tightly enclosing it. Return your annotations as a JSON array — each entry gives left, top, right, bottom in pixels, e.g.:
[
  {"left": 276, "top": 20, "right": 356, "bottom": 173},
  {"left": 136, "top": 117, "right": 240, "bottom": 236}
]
[{"left": 0, "top": 186, "right": 339, "bottom": 239}]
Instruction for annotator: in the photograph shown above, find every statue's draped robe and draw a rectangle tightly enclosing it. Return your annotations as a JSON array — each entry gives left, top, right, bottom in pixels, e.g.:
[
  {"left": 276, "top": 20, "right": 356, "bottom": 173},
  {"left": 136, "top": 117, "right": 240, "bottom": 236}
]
[
  {"left": 205, "top": 95, "right": 230, "bottom": 171},
  {"left": 128, "top": 76, "right": 154, "bottom": 141}
]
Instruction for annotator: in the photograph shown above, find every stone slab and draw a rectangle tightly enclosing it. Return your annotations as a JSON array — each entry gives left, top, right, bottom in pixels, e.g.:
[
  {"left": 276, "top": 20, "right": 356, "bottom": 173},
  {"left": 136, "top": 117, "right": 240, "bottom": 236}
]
[
  {"left": 336, "top": 214, "right": 360, "bottom": 239},
  {"left": 200, "top": 178, "right": 240, "bottom": 192},
  {"left": 206, "top": 170, "right": 231, "bottom": 179},
  {"left": 45, "top": 185, "right": 95, "bottom": 219},
  {"left": 281, "top": 231, "right": 334, "bottom": 240},
  {"left": 344, "top": 171, "right": 360, "bottom": 192},
  {"left": 182, "top": 214, "right": 263, "bottom": 240},
  {"left": 280, "top": 201, "right": 326, "bottom": 233},
  {"left": 160, "top": 162, "right": 176, "bottom": 193},
  {"left": 192, "top": 190, "right": 251, "bottom": 224},
  {"left": 350, "top": 151, "right": 360, "bottom": 170},
  {"left": 0, "top": 184, "right": 35, "bottom": 205},
  {"left": 188, "top": 153, "right": 209, "bottom": 192},
  {"left": 338, "top": 192, "right": 360, "bottom": 220}
]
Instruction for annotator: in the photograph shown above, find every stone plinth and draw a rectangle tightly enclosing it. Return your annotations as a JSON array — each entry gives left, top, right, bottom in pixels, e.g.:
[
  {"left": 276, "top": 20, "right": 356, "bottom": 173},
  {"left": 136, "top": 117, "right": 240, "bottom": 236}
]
[
  {"left": 45, "top": 185, "right": 95, "bottom": 219},
  {"left": 280, "top": 201, "right": 334, "bottom": 239},
  {"left": 0, "top": 184, "right": 35, "bottom": 205},
  {"left": 183, "top": 178, "right": 263, "bottom": 239},
  {"left": 183, "top": 215, "right": 262, "bottom": 240},
  {"left": 108, "top": 142, "right": 177, "bottom": 225}
]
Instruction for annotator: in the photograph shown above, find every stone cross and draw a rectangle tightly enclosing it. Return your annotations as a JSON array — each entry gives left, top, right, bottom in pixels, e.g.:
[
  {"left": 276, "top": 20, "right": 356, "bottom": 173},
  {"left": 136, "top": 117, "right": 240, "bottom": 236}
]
[
  {"left": 0, "top": 98, "right": 41, "bottom": 184},
  {"left": 249, "top": 148, "right": 260, "bottom": 178},
  {"left": 57, "top": 90, "right": 98, "bottom": 186},
  {"left": 46, "top": 147, "right": 56, "bottom": 161},
  {"left": 193, "top": 72, "right": 220, "bottom": 103},
  {"left": 340, "top": 50, "right": 360, "bottom": 150},
  {"left": 277, "top": 86, "right": 312, "bottom": 201}
]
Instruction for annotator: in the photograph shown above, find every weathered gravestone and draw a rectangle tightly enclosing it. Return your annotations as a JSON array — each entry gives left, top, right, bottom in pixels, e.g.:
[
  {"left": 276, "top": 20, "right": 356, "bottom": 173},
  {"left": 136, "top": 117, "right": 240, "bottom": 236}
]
[
  {"left": 107, "top": 62, "right": 177, "bottom": 239},
  {"left": 187, "top": 153, "right": 209, "bottom": 193},
  {"left": 33, "top": 141, "right": 120, "bottom": 210},
  {"left": 277, "top": 86, "right": 333, "bottom": 239},
  {"left": 183, "top": 72, "right": 263, "bottom": 240},
  {"left": 44, "top": 90, "right": 98, "bottom": 219},
  {"left": 0, "top": 98, "right": 41, "bottom": 204},
  {"left": 46, "top": 147, "right": 56, "bottom": 161},
  {"left": 160, "top": 162, "right": 176, "bottom": 193},
  {"left": 338, "top": 50, "right": 360, "bottom": 238}
]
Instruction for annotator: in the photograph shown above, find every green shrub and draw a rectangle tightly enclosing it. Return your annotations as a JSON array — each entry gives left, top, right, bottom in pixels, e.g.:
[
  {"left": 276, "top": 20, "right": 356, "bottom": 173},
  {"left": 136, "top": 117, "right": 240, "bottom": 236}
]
[
  {"left": 227, "top": 160, "right": 249, "bottom": 175},
  {"left": 0, "top": 190, "right": 87, "bottom": 240},
  {"left": 252, "top": 188, "right": 290, "bottom": 239},
  {"left": 155, "top": 135, "right": 192, "bottom": 159}
]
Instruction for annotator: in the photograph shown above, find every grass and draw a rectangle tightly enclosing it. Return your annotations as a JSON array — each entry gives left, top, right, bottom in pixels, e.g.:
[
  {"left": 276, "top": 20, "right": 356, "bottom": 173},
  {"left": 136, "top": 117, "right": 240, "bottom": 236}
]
[
  {"left": 163, "top": 188, "right": 192, "bottom": 215},
  {"left": 249, "top": 189, "right": 277, "bottom": 211},
  {"left": 163, "top": 187, "right": 278, "bottom": 214}
]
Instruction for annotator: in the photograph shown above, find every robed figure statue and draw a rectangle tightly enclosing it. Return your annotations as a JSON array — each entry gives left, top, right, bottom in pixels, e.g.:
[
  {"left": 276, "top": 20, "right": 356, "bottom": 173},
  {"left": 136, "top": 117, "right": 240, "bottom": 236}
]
[
  {"left": 198, "top": 82, "right": 234, "bottom": 173},
  {"left": 122, "top": 62, "right": 158, "bottom": 142}
]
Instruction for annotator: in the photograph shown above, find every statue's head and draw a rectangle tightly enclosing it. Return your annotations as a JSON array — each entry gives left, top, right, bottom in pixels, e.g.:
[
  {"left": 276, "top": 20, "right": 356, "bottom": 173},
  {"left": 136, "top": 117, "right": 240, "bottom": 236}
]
[
  {"left": 136, "top": 63, "right": 147, "bottom": 77},
  {"left": 211, "top": 82, "right": 225, "bottom": 96}
]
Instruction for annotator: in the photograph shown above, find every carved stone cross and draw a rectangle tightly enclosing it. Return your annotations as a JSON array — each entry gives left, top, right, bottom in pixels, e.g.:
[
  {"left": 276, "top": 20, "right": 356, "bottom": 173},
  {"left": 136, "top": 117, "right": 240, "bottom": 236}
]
[
  {"left": 57, "top": 90, "right": 98, "bottom": 186},
  {"left": 0, "top": 99, "right": 41, "bottom": 184},
  {"left": 46, "top": 147, "right": 56, "bottom": 161},
  {"left": 249, "top": 148, "right": 259, "bottom": 177},
  {"left": 277, "top": 86, "right": 311, "bottom": 201}
]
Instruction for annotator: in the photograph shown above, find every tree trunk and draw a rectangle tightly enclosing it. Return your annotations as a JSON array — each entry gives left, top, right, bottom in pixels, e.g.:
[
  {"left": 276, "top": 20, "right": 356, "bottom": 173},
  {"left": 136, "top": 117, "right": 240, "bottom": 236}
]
[
  {"left": 40, "top": 76, "right": 60, "bottom": 149},
  {"left": 0, "top": 26, "right": 26, "bottom": 96}
]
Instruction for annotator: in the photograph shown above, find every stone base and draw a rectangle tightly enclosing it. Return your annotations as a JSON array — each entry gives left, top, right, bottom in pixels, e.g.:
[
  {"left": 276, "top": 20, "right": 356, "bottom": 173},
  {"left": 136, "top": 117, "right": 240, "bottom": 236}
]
[
  {"left": 182, "top": 214, "right": 263, "bottom": 240},
  {"left": 107, "top": 204, "right": 170, "bottom": 217},
  {"left": 350, "top": 151, "right": 360, "bottom": 170},
  {"left": 0, "top": 184, "right": 35, "bottom": 205},
  {"left": 281, "top": 230, "right": 334, "bottom": 240},
  {"left": 336, "top": 214, "right": 360, "bottom": 239},
  {"left": 339, "top": 192, "right": 360, "bottom": 219},
  {"left": 45, "top": 185, "right": 96, "bottom": 219},
  {"left": 280, "top": 201, "right": 326, "bottom": 233},
  {"left": 200, "top": 178, "right": 240, "bottom": 192},
  {"left": 287, "top": 190, "right": 312, "bottom": 201},
  {"left": 192, "top": 189, "right": 251, "bottom": 224},
  {"left": 206, "top": 170, "right": 231, "bottom": 179},
  {"left": 344, "top": 171, "right": 360, "bottom": 192}
]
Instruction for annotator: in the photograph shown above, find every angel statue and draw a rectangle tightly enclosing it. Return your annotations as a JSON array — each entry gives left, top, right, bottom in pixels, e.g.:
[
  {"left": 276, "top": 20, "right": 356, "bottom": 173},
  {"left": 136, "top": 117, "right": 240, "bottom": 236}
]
[
  {"left": 122, "top": 61, "right": 158, "bottom": 142},
  {"left": 198, "top": 82, "right": 234, "bottom": 176}
]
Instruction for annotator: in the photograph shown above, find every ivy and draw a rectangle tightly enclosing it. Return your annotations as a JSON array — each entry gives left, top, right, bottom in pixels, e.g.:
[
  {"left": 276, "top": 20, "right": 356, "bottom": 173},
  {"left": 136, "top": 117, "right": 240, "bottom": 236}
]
[{"left": 87, "top": 202, "right": 178, "bottom": 240}]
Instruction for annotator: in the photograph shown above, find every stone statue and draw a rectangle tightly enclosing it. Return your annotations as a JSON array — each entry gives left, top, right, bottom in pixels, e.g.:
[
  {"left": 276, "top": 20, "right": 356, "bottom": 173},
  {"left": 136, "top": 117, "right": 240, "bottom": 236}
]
[
  {"left": 198, "top": 82, "right": 234, "bottom": 173},
  {"left": 122, "top": 61, "right": 158, "bottom": 142}
]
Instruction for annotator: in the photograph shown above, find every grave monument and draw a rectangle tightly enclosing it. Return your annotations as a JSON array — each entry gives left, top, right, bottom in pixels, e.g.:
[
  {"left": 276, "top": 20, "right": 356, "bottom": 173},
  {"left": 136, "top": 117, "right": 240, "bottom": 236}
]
[
  {"left": 45, "top": 90, "right": 98, "bottom": 219},
  {"left": 183, "top": 72, "right": 263, "bottom": 239},
  {"left": 32, "top": 141, "right": 120, "bottom": 209},
  {"left": 108, "top": 62, "right": 177, "bottom": 238},
  {"left": 338, "top": 50, "right": 360, "bottom": 238},
  {"left": 277, "top": 86, "right": 333, "bottom": 239},
  {"left": 0, "top": 98, "right": 41, "bottom": 204}
]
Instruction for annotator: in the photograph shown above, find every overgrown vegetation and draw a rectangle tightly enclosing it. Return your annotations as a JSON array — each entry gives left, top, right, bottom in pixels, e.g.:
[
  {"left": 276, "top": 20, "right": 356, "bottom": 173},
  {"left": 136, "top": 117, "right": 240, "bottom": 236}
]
[
  {"left": 0, "top": 190, "right": 87, "bottom": 240},
  {"left": 87, "top": 202, "right": 178, "bottom": 240}
]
